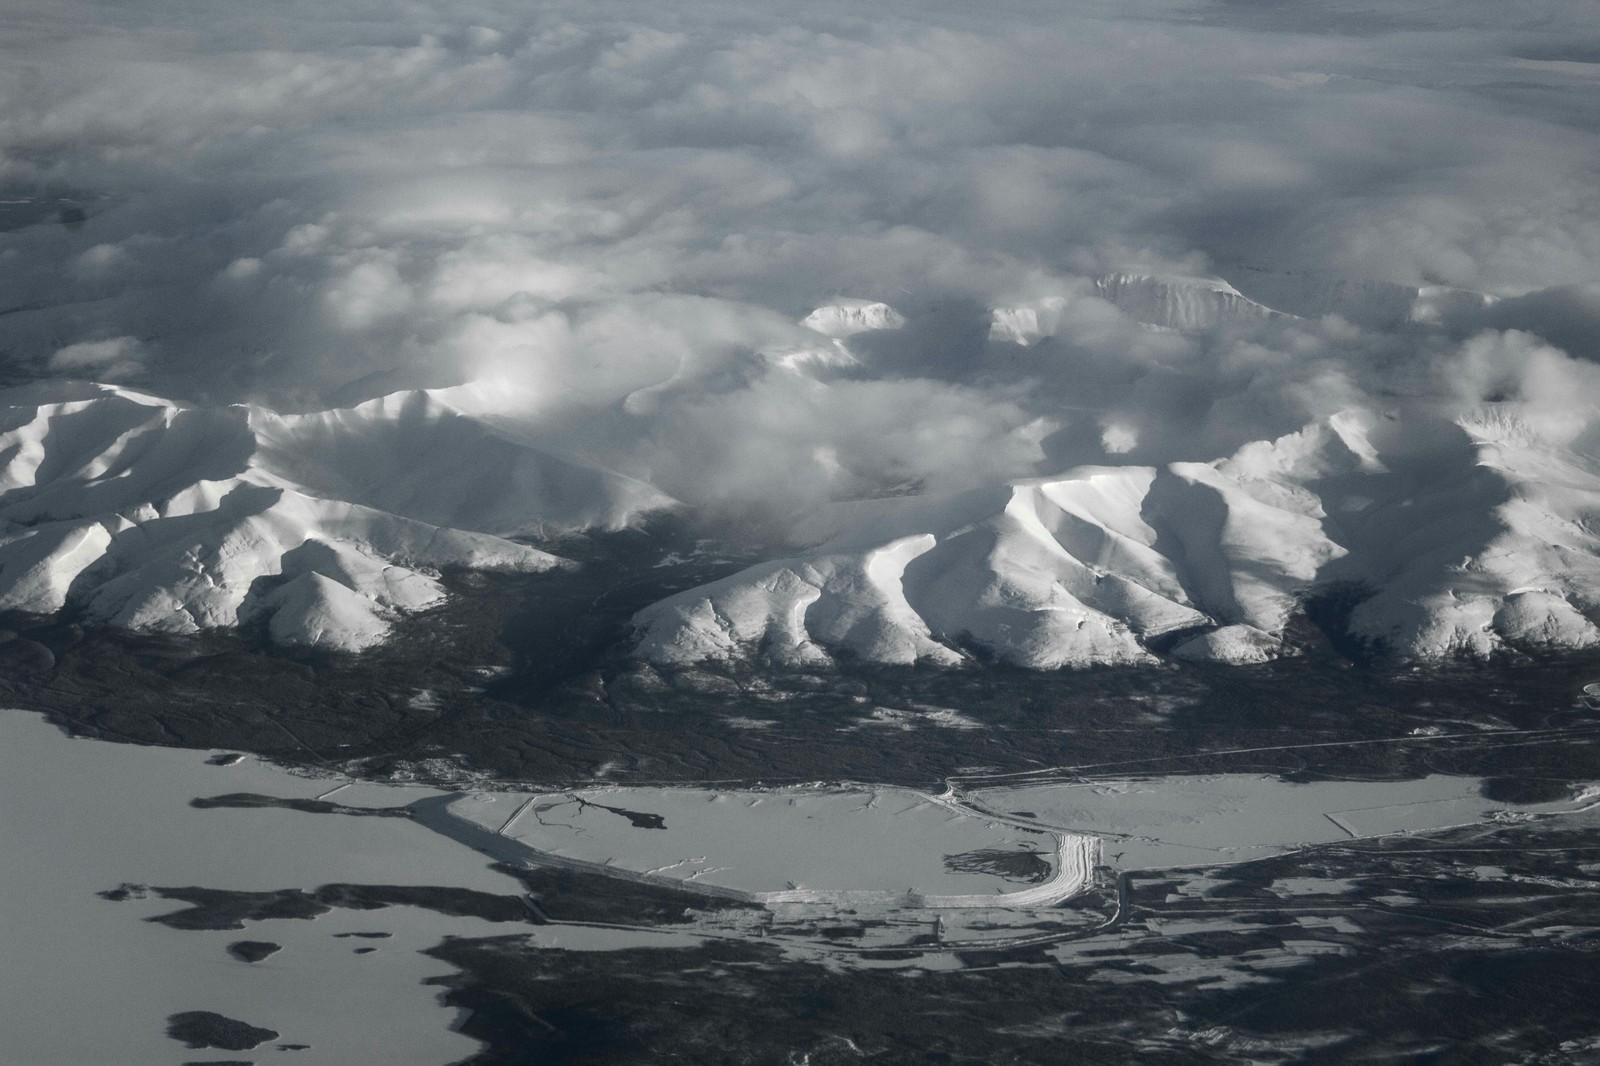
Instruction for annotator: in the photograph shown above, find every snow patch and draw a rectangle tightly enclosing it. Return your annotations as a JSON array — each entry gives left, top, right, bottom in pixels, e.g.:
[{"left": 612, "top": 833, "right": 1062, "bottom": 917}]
[
  {"left": 800, "top": 299, "right": 907, "bottom": 339},
  {"left": 1170, "top": 625, "right": 1284, "bottom": 664}
]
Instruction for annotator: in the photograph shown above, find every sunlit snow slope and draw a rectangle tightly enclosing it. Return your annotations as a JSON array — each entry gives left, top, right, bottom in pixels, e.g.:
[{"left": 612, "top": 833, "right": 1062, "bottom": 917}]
[
  {"left": 634, "top": 408, "right": 1600, "bottom": 667},
  {"left": 0, "top": 382, "right": 666, "bottom": 650}
]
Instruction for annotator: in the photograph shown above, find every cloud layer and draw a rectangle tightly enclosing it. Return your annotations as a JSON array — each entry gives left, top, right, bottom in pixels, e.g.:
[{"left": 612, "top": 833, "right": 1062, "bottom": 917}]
[{"left": 2, "top": 0, "right": 1599, "bottom": 529}]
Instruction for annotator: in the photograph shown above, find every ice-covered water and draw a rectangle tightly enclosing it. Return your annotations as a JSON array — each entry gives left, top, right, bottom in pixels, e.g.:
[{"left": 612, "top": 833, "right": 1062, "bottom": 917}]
[
  {"left": 0, "top": 709, "right": 518, "bottom": 1066},
  {"left": 450, "top": 786, "right": 1068, "bottom": 898},
  {"left": 977, "top": 774, "right": 1596, "bottom": 869}
]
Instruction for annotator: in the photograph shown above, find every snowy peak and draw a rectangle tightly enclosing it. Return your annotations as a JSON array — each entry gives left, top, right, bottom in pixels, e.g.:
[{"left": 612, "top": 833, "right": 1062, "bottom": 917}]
[
  {"left": 987, "top": 297, "right": 1072, "bottom": 347},
  {"left": 1092, "top": 274, "right": 1279, "bottom": 332},
  {"left": 0, "top": 381, "right": 673, "bottom": 651},
  {"left": 12, "top": 375, "right": 1600, "bottom": 669},
  {"left": 251, "top": 388, "right": 674, "bottom": 537},
  {"left": 800, "top": 299, "right": 908, "bottom": 339},
  {"left": 990, "top": 270, "right": 1498, "bottom": 342},
  {"left": 1333, "top": 409, "right": 1600, "bottom": 658}
]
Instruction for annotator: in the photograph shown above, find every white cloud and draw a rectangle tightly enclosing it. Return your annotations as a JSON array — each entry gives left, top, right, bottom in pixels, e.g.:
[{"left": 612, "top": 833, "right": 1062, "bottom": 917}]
[
  {"left": 1, "top": 0, "right": 1598, "bottom": 525},
  {"left": 49, "top": 336, "right": 144, "bottom": 379},
  {"left": 1101, "top": 423, "right": 1139, "bottom": 455}
]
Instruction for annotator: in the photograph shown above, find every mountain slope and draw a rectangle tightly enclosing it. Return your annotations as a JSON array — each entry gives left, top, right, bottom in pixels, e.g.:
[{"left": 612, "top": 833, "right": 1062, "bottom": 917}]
[
  {"left": 9, "top": 377, "right": 1600, "bottom": 668},
  {"left": 1336, "top": 409, "right": 1600, "bottom": 657},
  {"left": 1092, "top": 274, "right": 1279, "bottom": 332},
  {"left": 634, "top": 448, "right": 1346, "bottom": 669},
  {"left": 251, "top": 388, "right": 673, "bottom": 538}
]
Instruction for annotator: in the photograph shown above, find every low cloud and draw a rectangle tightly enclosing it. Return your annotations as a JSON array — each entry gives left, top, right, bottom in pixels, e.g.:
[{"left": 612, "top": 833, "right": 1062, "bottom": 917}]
[{"left": 48, "top": 335, "right": 144, "bottom": 379}]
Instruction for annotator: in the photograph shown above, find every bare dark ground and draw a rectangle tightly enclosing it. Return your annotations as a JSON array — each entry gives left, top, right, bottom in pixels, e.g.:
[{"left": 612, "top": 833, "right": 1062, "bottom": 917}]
[
  {"left": 166, "top": 1011, "right": 277, "bottom": 1052},
  {"left": 225, "top": 941, "right": 281, "bottom": 964}
]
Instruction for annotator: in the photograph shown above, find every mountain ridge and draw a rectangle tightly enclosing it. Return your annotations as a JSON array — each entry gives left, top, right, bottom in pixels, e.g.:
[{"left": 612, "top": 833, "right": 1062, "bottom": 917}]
[
  {"left": 0, "top": 382, "right": 635, "bottom": 651},
  {"left": 633, "top": 407, "right": 1600, "bottom": 669}
]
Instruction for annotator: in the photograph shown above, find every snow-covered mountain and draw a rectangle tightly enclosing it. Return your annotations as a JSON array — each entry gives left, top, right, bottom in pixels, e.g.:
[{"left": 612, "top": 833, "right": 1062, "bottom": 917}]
[
  {"left": 1334, "top": 408, "right": 1600, "bottom": 657},
  {"left": 251, "top": 387, "right": 671, "bottom": 538},
  {"left": 987, "top": 273, "right": 1297, "bottom": 344},
  {"left": 1224, "top": 267, "right": 1497, "bottom": 329},
  {"left": 0, "top": 382, "right": 668, "bottom": 651},
  {"left": 987, "top": 274, "right": 1274, "bottom": 343},
  {"left": 987, "top": 297, "right": 1076, "bottom": 347},
  {"left": 632, "top": 407, "right": 1600, "bottom": 668},
  {"left": 1091, "top": 274, "right": 1280, "bottom": 332},
  {"left": 3, "top": 278, "right": 1590, "bottom": 667},
  {"left": 800, "top": 300, "right": 907, "bottom": 339},
  {"left": 9, "top": 373, "right": 1599, "bottom": 668},
  {"left": 987, "top": 271, "right": 1497, "bottom": 341}
]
